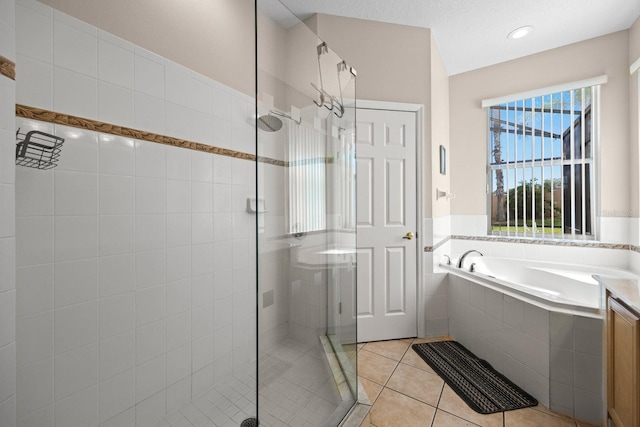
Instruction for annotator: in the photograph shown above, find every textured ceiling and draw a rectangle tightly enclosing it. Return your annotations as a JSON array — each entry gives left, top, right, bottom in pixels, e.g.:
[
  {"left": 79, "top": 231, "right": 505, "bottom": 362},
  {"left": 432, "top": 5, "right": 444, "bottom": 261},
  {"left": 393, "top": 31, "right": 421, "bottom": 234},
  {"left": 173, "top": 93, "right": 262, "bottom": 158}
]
[{"left": 277, "top": 0, "right": 640, "bottom": 75}]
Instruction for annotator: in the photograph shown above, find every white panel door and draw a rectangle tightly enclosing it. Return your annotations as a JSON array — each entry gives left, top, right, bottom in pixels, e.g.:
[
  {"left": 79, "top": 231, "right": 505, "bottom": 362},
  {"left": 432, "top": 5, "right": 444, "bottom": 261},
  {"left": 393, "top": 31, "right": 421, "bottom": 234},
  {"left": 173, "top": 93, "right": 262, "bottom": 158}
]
[{"left": 356, "top": 108, "right": 417, "bottom": 342}]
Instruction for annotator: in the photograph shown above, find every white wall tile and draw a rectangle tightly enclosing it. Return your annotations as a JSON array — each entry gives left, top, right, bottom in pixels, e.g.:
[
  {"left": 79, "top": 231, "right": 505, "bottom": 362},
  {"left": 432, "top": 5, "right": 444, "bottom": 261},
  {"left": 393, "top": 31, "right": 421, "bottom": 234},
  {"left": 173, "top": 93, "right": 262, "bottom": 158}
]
[
  {"left": 53, "top": 384, "right": 98, "bottom": 427},
  {"left": 136, "top": 285, "right": 166, "bottom": 327},
  {"left": 165, "top": 146, "right": 191, "bottom": 181},
  {"left": 99, "top": 254, "right": 135, "bottom": 297},
  {"left": 99, "top": 330, "right": 135, "bottom": 381},
  {"left": 100, "top": 175, "right": 134, "bottom": 215},
  {"left": 55, "top": 125, "right": 99, "bottom": 173},
  {"left": 166, "top": 279, "right": 190, "bottom": 317},
  {"left": 213, "top": 154, "right": 232, "bottom": 184},
  {"left": 135, "top": 355, "right": 165, "bottom": 403},
  {"left": 191, "top": 273, "right": 213, "bottom": 308},
  {"left": 189, "top": 77, "right": 213, "bottom": 116},
  {"left": 135, "top": 177, "right": 166, "bottom": 214},
  {"left": 166, "top": 376, "right": 191, "bottom": 414},
  {"left": 98, "top": 36, "right": 134, "bottom": 89},
  {"left": 100, "top": 215, "right": 135, "bottom": 256},
  {"left": 166, "top": 246, "right": 190, "bottom": 283},
  {"left": 135, "top": 250, "right": 166, "bottom": 289},
  {"left": 213, "top": 297, "right": 232, "bottom": 330},
  {"left": 135, "top": 140, "right": 165, "bottom": 178},
  {"left": 54, "top": 215, "right": 98, "bottom": 262},
  {"left": 166, "top": 213, "right": 191, "bottom": 248},
  {"left": 54, "top": 342, "right": 98, "bottom": 401},
  {"left": 53, "top": 17, "right": 97, "bottom": 76},
  {"left": 191, "top": 151, "right": 213, "bottom": 183},
  {"left": 192, "top": 334, "right": 214, "bottom": 372},
  {"left": 0, "top": 184, "right": 15, "bottom": 238},
  {"left": 54, "top": 258, "right": 98, "bottom": 308},
  {"left": 99, "top": 369, "right": 134, "bottom": 424},
  {"left": 134, "top": 52, "right": 164, "bottom": 99},
  {"left": 98, "top": 81, "right": 134, "bottom": 128},
  {"left": 166, "top": 180, "right": 191, "bottom": 214},
  {"left": 191, "top": 304, "right": 213, "bottom": 340},
  {"left": 53, "top": 67, "right": 97, "bottom": 119},
  {"left": 0, "top": 343, "right": 16, "bottom": 403},
  {"left": 0, "top": 290, "right": 15, "bottom": 347},
  {"left": 16, "top": 264, "right": 53, "bottom": 316},
  {"left": 165, "top": 102, "right": 190, "bottom": 141},
  {"left": 213, "top": 242, "right": 233, "bottom": 274},
  {"left": 0, "top": 129, "right": 14, "bottom": 186},
  {"left": 99, "top": 292, "right": 134, "bottom": 339},
  {"left": 192, "top": 213, "right": 213, "bottom": 245},
  {"left": 0, "top": 78, "right": 14, "bottom": 131},
  {"left": 9, "top": 165, "right": 39, "bottom": 215},
  {"left": 99, "top": 135, "right": 135, "bottom": 176},
  {"left": 212, "top": 213, "right": 233, "bottom": 242},
  {"left": 135, "top": 214, "right": 166, "bottom": 252},
  {"left": 15, "top": 55, "right": 53, "bottom": 109},
  {"left": 135, "top": 389, "right": 166, "bottom": 426},
  {"left": 190, "top": 110, "right": 214, "bottom": 145},
  {"left": 164, "top": 61, "right": 190, "bottom": 107},
  {"left": 191, "top": 243, "right": 213, "bottom": 277},
  {"left": 16, "top": 3, "right": 52, "bottom": 63},
  {"left": 166, "top": 312, "right": 190, "bottom": 351},
  {"left": 212, "top": 184, "right": 232, "bottom": 213},
  {"left": 134, "top": 92, "right": 164, "bottom": 135},
  {"left": 16, "top": 358, "right": 53, "bottom": 419},
  {"left": 213, "top": 269, "right": 233, "bottom": 302},
  {"left": 166, "top": 344, "right": 190, "bottom": 386},
  {"left": 0, "top": 395, "right": 16, "bottom": 427},
  {"left": 191, "top": 182, "right": 213, "bottom": 213},
  {"left": 136, "top": 320, "right": 165, "bottom": 364},
  {"left": 54, "top": 171, "right": 98, "bottom": 215},
  {"left": 54, "top": 301, "right": 98, "bottom": 354},
  {"left": 16, "top": 216, "right": 53, "bottom": 267}
]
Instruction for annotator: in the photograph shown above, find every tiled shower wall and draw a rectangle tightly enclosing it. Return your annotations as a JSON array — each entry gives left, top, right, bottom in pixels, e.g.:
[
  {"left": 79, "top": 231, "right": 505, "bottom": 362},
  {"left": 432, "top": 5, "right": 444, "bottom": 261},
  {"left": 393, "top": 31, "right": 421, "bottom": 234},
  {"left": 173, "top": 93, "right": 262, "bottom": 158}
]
[
  {"left": 13, "top": 2, "right": 262, "bottom": 426},
  {"left": 0, "top": 0, "right": 16, "bottom": 426}
]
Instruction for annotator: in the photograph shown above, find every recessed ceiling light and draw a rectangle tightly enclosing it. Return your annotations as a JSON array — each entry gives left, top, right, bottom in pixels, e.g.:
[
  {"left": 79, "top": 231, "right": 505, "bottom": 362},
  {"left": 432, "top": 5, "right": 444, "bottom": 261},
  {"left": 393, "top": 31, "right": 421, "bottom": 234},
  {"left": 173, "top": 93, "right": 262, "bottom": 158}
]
[{"left": 507, "top": 26, "right": 533, "bottom": 40}]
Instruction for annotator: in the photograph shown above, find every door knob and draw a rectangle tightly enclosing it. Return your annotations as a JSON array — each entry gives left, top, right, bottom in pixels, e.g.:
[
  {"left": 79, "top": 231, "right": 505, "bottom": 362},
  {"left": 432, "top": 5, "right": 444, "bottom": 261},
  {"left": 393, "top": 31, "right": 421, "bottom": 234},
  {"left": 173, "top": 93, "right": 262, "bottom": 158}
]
[{"left": 403, "top": 232, "right": 414, "bottom": 240}]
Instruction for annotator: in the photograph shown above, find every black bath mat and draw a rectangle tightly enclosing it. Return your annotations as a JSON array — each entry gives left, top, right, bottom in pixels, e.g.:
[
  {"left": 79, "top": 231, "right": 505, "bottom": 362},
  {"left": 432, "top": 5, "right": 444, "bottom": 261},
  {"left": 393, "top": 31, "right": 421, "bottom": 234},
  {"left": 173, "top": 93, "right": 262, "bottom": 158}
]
[{"left": 412, "top": 341, "right": 538, "bottom": 414}]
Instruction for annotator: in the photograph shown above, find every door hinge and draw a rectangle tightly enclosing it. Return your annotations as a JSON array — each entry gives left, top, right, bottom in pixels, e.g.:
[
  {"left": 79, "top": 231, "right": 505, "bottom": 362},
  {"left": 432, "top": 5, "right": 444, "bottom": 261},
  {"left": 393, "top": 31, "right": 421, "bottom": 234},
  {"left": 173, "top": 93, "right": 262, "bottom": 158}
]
[{"left": 338, "top": 302, "right": 342, "bottom": 314}]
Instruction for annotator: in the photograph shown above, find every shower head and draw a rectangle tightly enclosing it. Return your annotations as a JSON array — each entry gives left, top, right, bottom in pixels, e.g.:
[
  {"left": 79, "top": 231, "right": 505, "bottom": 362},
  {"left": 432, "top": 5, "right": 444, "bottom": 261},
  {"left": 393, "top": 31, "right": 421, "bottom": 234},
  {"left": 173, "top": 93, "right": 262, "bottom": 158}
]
[{"left": 257, "top": 114, "right": 283, "bottom": 132}]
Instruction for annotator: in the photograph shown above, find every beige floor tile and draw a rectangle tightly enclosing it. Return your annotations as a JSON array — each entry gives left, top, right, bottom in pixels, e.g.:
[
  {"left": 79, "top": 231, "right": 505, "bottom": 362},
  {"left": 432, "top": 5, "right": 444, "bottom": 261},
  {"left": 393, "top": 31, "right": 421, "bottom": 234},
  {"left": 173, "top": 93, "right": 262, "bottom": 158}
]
[
  {"left": 531, "top": 404, "right": 578, "bottom": 423},
  {"left": 357, "top": 349, "right": 399, "bottom": 385},
  {"left": 386, "top": 363, "right": 444, "bottom": 406},
  {"left": 370, "top": 388, "right": 436, "bottom": 427},
  {"left": 504, "top": 407, "right": 576, "bottom": 427},
  {"left": 363, "top": 340, "right": 411, "bottom": 361},
  {"left": 401, "top": 337, "right": 416, "bottom": 343},
  {"left": 400, "top": 346, "right": 436, "bottom": 374},
  {"left": 437, "top": 385, "right": 503, "bottom": 427},
  {"left": 432, "top": 410, "right": 483, "bottom": 426},
  {"left": 359, "top": 376, "right": 383, "bottom": 404}
]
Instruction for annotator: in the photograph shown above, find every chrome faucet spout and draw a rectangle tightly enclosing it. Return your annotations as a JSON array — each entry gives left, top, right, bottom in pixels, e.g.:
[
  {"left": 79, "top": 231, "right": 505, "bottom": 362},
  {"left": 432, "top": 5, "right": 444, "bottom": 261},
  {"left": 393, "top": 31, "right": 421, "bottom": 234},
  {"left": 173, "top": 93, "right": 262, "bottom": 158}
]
[{"left": 456, "top": 250, "right": 483, "bottom": 268}]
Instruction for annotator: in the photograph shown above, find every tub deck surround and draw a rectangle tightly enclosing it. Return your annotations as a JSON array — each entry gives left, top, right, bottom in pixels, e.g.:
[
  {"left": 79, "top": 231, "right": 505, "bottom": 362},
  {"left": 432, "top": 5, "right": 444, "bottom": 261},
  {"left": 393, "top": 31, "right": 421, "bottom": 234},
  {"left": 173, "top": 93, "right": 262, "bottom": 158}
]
[
  {"left": 425, "top": 234, "right": 630, "bottom": 252},
  {"left": 443, "top": 257, "right": 638, "bottom": 316},
  {"left": 595, "top": 276, "right": 640, "bottom": 313}
]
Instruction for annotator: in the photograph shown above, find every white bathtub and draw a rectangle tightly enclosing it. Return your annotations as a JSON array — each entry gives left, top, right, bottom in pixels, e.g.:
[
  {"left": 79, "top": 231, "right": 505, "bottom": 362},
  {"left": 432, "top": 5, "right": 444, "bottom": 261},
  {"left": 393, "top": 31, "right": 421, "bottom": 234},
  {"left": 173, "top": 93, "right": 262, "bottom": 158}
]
[{"left": 442, "top": 256, "right": 638, "bottom": 315}]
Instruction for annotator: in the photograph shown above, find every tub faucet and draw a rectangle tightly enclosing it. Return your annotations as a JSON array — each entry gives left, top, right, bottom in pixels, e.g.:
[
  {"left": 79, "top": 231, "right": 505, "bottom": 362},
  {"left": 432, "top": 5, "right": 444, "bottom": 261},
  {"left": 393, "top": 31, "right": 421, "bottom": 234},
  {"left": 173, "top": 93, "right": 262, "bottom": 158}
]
[{"left": 457, "top": 250, "right": 483, "bottom": 268}]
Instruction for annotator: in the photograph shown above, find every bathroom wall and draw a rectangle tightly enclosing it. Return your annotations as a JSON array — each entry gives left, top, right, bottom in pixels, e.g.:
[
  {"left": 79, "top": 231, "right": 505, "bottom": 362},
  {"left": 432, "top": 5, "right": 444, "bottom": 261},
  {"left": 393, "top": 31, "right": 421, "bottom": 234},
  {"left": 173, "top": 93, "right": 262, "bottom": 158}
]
[
  {"left": 0, "top": 0, "right": 16, "bottom": 425},
  {"left": 38, "top": 0, "right": 255, "bottom": 96},
  {"left": 13, "top": 2, "right": 258, "bottom": 426},
  {"left": 629, "top": 17, "right": 640, "bottom": 272}
]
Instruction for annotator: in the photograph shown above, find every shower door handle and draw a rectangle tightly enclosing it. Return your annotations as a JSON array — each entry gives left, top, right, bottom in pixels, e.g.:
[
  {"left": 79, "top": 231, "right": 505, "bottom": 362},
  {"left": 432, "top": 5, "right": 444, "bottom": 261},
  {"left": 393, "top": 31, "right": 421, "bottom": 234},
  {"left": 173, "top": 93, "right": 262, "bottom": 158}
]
[{"left": 403, "top": 232, "right": 414, "bottom": 240}]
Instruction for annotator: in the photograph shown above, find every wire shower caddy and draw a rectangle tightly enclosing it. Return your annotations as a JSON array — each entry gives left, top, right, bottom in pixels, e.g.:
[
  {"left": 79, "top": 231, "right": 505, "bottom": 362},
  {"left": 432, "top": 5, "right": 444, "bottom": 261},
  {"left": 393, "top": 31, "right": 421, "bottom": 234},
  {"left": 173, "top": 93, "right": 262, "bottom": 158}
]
[{"left": 15, "top": 129, "right": 65, "bottom": 170}]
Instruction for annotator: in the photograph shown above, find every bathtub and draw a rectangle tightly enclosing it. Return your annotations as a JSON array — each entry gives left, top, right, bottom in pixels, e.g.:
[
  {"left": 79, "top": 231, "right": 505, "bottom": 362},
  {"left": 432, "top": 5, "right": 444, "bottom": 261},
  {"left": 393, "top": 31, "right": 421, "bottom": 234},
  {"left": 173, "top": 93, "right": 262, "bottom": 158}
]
[
  {"left": 440, "top": 256, "right": 638, "bottom": 423},
  {"left": 442, "top": 256, "right": 638, "bottom": 315}
]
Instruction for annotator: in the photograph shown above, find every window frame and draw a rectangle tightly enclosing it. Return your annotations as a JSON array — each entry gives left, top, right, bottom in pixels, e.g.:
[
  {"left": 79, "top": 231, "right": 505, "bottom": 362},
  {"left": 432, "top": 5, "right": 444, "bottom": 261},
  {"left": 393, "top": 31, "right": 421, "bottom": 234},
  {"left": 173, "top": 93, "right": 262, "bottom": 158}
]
[{"left": 482, "top": 77, "right": 605, "bottom": 241}]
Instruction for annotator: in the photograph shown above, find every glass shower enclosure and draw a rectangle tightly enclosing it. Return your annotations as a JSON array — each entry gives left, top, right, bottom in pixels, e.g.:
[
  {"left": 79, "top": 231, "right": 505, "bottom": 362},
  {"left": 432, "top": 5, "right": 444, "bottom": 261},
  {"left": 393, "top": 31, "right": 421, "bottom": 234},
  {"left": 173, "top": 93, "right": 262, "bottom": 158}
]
[
  {"left": 256, "top": 1, "right": 358, "bottom": 425},
  {"left": 11, "top": 0, "right": 356, "bottom": 425}
]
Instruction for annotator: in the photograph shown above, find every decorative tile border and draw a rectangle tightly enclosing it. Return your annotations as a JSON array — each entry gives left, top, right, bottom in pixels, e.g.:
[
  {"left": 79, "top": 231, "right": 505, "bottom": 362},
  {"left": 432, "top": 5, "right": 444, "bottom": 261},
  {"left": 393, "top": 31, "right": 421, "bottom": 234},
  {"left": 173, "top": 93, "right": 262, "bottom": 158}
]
[
  {"left": 425, "top": 234, "right": 630, "bottom": 252},
  {"left": 0, "top": 55, "right": 15, "bottom": 80},
  {"left": 16, "top": 104, "right": 286, "bottom": 166}
]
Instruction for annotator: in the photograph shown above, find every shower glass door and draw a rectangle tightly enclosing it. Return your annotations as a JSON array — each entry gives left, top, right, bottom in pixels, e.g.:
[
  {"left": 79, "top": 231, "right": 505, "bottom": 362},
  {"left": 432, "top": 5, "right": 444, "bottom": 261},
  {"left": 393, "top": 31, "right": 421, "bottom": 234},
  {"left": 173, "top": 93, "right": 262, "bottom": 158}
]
[{"left": 256, "top": 1, "right": 358, "bottom": 425}]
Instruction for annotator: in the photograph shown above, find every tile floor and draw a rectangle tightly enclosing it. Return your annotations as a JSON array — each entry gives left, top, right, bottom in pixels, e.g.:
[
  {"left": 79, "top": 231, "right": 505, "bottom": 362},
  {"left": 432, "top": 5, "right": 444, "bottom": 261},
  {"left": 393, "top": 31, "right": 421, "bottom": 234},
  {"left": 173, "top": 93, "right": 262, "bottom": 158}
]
[{"left": 358, "top": 337, "right": 599, "bottom": 427}]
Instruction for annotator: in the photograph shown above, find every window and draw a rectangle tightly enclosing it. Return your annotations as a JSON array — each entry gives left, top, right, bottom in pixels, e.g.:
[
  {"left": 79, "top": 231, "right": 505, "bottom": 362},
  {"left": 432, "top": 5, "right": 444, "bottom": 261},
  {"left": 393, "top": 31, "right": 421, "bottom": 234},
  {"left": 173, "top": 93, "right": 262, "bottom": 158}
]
[{"left": 486, "top": 81, "right": 601, "bottom": 239}]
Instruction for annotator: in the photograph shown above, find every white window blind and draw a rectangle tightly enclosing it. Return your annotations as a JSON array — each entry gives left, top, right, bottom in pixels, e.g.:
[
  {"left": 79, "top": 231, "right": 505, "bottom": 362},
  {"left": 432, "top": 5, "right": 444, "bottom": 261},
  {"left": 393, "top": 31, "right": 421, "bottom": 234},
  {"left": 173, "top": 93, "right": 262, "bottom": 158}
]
[
  {"left": 487, "top": 84, "right": 599, "bottom": 239},
  {"left": 287, "top": 124, "right": 326, "bottom": 234}
]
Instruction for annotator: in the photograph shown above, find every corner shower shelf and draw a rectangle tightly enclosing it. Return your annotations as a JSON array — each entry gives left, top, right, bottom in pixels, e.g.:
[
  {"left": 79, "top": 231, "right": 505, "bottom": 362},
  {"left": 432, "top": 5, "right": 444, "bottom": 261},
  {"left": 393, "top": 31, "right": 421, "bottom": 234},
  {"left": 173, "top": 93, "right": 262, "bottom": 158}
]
[{"left": 15, "top": 129, "right": 65, "bottom": 170}]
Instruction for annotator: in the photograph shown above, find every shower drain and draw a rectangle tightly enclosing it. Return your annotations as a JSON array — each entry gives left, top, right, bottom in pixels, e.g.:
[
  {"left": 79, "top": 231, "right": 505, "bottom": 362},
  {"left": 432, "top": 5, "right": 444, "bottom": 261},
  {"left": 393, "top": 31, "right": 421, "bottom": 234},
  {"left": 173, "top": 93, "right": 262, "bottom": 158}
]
[{"left": 240, "top": 417, "right": 258, "bottom": 427}]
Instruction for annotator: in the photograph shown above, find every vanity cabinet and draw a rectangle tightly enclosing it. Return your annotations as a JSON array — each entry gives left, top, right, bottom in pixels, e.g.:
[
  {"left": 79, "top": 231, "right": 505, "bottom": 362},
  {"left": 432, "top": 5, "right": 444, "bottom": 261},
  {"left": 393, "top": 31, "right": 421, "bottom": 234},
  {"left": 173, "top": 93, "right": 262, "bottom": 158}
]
[{"left": 607, "top": 296, "right": 640, "bottom": 427}]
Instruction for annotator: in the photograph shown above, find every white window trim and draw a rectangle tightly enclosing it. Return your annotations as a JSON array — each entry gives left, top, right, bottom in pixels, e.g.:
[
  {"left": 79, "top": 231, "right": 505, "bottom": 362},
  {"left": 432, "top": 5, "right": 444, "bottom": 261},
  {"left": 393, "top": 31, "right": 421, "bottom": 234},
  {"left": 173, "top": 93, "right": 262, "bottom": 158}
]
[
  {"left": 481, "top": 75, "right": 608, "bottom": 108},
  {"left": 631, "top": 56, "right": 640, "bottom": 75}
]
